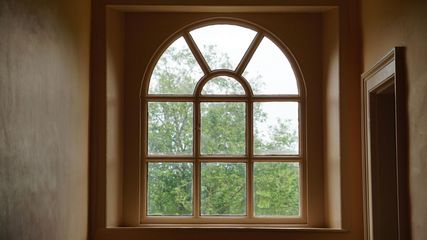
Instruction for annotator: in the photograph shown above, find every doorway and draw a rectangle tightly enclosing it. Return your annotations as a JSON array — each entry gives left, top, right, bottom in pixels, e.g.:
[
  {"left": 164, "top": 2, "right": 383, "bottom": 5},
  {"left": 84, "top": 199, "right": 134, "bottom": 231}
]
[{"left": 362, "top": 47, "right": 409, "bottom": 240}]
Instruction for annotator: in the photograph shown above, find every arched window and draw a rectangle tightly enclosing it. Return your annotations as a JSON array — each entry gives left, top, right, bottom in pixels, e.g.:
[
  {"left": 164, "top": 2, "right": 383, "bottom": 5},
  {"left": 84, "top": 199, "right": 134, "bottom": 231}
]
[{"left": 141, "top": 21, "right": 305, "bottom": 224}]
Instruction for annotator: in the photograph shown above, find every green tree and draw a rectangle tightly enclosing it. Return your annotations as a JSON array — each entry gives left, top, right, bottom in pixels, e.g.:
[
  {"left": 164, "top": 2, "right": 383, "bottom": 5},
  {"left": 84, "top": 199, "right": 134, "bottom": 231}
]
[
  {"left": 201, "top": 102, "right": 246, "bottom": 155},
  {"left": 254, "top": 162, "right": 300, "bottom": 216},
  {"left": 147, "top": 162, "right": 193, "bottom": 215},
  {"left": 148, "top": 102, "right": 193, "bottom": 155},
  {"left": 201, "top": 163, "right": 246, "bottom": 215},
  {"left": 147, "top": 43, "right": 299, "bottom": 216}
]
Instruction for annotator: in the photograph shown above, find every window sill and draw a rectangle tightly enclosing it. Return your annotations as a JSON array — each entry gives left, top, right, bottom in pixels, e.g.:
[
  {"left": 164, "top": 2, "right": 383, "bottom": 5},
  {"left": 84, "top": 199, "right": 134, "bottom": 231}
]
[
  {"left": 107, "top": 225, "right": 347, "bottom": 232},
  {"left": 95, "top": 226, "right": 348, "bottom": 240}
]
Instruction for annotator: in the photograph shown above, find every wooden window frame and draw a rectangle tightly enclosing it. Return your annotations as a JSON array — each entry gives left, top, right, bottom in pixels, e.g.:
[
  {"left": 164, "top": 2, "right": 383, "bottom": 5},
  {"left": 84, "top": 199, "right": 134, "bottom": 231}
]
[{"left": 139, "top": 19, "right": 307, "bottom": 225}]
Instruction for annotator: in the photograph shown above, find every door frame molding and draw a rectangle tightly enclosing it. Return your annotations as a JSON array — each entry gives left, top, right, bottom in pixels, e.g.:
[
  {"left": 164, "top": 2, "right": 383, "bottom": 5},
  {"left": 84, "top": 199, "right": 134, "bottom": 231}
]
[{"left": 361, "top": 47, "right": 409, "bottom": 240}]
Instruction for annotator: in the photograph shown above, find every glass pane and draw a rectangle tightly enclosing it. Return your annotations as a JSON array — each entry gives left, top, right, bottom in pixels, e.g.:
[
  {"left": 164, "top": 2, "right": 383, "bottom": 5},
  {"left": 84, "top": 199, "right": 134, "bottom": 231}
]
[
  {"left": 243, "top": 37, "right": 299, "bottom": 95},
  {"left": 149, "top": 37, "right": 204, "bottom": 94},
  {"left": 201, "top": 162, "right": 246, "bottom": 215},
  {"left": 201, "top": 102, "right": 246, "bottom": 155},
  {"left": 254, "top": 102, "right": 299, "bottom": 155},
  {"left": 190, "top": 24, "right": 257, "bottom": 70},
  {"left": 201, "top": 76, "right": 245, "bottom": 95},
  {"left": 148, "top": 102, "right": 193, "bottom": 155},
  {"left": 147, "top": 162, "right": 193, "bottom": 216},
  {"left": 254, "top": 162, "right": 300, "bottom": 216}
]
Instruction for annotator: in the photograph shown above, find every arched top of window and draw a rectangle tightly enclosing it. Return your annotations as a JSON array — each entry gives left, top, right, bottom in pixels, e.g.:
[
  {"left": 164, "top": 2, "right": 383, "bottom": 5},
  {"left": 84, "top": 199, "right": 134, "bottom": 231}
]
[
  {"left": 201, "top": 76, "right": 245, "bottom": 95},
  {"left": 148, "top": 37, "right": 204, "bottom": 95},
  {"left": 141, "top": 19, "right": 307, "bottom": 223},
  {"left": 146, "top": 22, "right": 302, "bottom": 96}
]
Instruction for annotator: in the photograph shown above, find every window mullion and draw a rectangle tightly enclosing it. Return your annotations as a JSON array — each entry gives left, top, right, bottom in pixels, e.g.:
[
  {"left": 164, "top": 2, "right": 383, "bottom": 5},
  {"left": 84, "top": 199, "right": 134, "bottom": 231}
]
[
  {"left": 247, "top": 99, "right": 254, "bottom": 218},
  {"left": 183, "top": 32, "right": 211, "bottom": 75},
  {"left": 194, "top": 99, "right": 200, "bottom": 218},
  {"left": 141, "top": 100, "right": 148, "bottom": 221},
  {"left": 235, "top": 33, "right": 263, "bottom": 75}
]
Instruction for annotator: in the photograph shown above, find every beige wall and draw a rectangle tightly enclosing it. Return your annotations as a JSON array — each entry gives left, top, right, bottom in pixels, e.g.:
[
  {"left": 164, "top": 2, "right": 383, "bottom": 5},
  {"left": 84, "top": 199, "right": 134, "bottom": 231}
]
[
  {"left": 92, "top": 1, "right": 364, "bottom": 239},
  {"left": 0, "top": 0, "right": 90, "bottom": 239},
  {"left": 361, "top": 0, "right": 427, "bottom": 239},
  {"left": 106, "top": 8, "right": 125, "bottom": 227},
  {"left": 322, "top": 8, "right": 341, "bottom": 229}
]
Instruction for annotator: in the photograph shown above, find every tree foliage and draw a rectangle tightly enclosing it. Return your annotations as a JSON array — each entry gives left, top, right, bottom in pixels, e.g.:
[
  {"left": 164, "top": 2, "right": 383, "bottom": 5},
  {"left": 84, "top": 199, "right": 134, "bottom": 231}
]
[
  {"left": 148, "top": 162, "right": 193, "bottom": 215},
  {"left": 254, "top": 162, "right": 300, "bottom": 216},
  {"left": 147, "top": 43, "right": 300, "bottom": 216},
  {"left": 201, "top": 102, "right": 246, "bottom": 155},
  {"left": 201, "top": 163, "right": 246, "bottom": 215},
  {"left": 148, "top": 102, "right": 193, "bottom": 155}
]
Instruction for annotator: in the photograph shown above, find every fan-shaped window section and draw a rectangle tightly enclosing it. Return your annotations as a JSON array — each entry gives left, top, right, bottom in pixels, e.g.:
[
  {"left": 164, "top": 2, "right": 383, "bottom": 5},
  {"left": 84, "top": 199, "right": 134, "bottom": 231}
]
[
  {"left": 201, "top": 76, "right": 245, "bottom": 95},
  {"left": 243, "top": 37, "right": 299, "bottom": 95},
  {"left": 148, "top": 37, "right": 204, "bottom": 94},
  {"left": 190, "top": 24, "right": 257, "bottom": 71}
]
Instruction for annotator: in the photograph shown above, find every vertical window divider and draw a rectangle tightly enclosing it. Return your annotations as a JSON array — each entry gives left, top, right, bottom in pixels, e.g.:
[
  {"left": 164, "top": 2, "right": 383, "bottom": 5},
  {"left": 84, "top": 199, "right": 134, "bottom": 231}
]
[
  {"left": 183, "top": 32, "right": 211, "bottom": 75},
  {"left": 194, "top": 97, "right": 201, "bottom": 218},
  {"left": 247, "top": 96, "right": 254, "bottom": 218},
  {"left": 141, "top": 100, "right": 148, "bottom": 221},
  {"left": 235, "top": 33, "right": 263, "bottom": 75}
]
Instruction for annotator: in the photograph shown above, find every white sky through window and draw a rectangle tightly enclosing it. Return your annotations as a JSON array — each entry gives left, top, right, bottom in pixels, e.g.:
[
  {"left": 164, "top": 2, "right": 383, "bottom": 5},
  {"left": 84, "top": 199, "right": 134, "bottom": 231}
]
[
  {"left": 190, "top": 24, "right": 256, "bottom": 70},
  {"left": 243, "top": 37, "right": 299, "bottom": 95},
  {"left": 254, "top": 102, "right": 299, "bottom": 155}
]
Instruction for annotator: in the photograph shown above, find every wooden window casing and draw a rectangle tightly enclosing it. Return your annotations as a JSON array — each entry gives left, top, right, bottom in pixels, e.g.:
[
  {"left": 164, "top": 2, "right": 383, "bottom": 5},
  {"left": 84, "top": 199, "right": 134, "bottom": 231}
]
[{"left": 139, "top": 19, "right": 307, "bottom": 225}]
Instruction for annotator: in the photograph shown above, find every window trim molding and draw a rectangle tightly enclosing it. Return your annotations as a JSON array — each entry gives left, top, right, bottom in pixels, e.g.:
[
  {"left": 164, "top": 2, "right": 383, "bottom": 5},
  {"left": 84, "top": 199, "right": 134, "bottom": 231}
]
[{"left": 138, "top": 17, "right": 308, "bottom": 225}]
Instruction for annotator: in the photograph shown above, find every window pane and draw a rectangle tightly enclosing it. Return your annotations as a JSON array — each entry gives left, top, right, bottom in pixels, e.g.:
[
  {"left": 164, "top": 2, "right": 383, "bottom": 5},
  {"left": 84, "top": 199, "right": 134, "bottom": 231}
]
[
  {"left": 254, "top": 162, "right": 300, "bottom": 216},
  {"left": 201, "top": 102, "right": 246, "bottom": 155},
  {"left": 254, "top": 102, "right": 299, "bottom": 155},
  {"left": 201, "top": 76, "right": 245, "bottom": 95},
  {"left": 201, "top": 162, "right": 246, "bottom": 215},
  {"left": 149, "top": 37, "right": 204, "bottom": 94},
  {"left": 243, "top": 37, "right": 299, "bottom": 95},
  {"left": 148, "top": 102, "right": 193, "bottom": 155},
  {"left": 147, "top": 162, "right": 193, "bottom": 216},
  {"left": 190, "top": 24, "right": 257, "bottom": 70}
]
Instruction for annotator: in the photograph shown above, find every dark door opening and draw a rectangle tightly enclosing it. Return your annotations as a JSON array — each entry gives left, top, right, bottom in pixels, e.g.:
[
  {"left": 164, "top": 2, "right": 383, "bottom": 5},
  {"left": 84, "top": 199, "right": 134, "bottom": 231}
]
[{"left": 369, "top": 81, "right": 398, "bottom": 240}]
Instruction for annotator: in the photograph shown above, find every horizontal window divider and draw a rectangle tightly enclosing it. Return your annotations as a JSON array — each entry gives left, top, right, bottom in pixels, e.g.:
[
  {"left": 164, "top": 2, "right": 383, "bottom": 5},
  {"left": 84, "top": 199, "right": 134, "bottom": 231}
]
[
  {"left": 140, "top": 217, "right": 306, "bottom": 225},
  {"left": 199, "top": 155, "right": 246, "bottom": 158},
  {"left": 145, "top": 156, "right": 301, "bottom": 161},
  {"left": 198, "top": 96, "right": 247, "bottom": 101},
  {"left": 145, "top": 95, "right": 301, "bottom": 102},
  {"left": 251, "top": 156, "right": 302, "bottom": 161},
  {"left": 145, "top": 157, "right": 194, "bottom": 162},
  {"left": 199, "top": 158, "right": 247, "bottom": 162},
  {"left": 145, "top": 159, "right": 302, "bottom": 163},
  {"left": 251, "top": 96, "right": 301, "bottom": 101},
  {"left": 145, "top": 96, "right": 194, "bottom": 101}
]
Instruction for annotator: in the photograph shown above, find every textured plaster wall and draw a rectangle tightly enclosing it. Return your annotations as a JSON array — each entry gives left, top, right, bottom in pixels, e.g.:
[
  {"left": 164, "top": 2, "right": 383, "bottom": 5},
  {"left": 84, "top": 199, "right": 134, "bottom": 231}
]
[
  {"left": 361, "top": 0, "right": 427, "bottom": 239},
  {"left": 0, "top": 0, "right": 90, "bottom": 239},
  {"left": 322, "top": 9, "right": 341, "bottom": 229}
]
